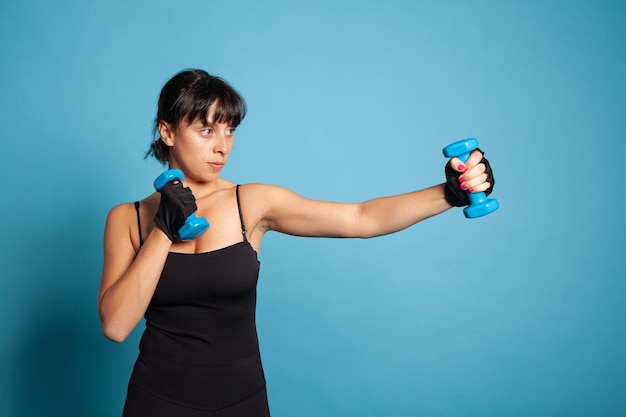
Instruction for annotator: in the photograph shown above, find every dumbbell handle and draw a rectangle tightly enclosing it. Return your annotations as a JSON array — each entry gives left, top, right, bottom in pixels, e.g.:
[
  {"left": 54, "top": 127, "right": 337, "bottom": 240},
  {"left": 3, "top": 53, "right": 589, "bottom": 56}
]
[
  {"left": 154, "top": 168, "right": 185, "bottom": 191},
  {"left": 153, "top": 169, "right": 210, "bottom": 240},
  {"left": 442, "top": 138, "right": 499, "bottom": 218}
]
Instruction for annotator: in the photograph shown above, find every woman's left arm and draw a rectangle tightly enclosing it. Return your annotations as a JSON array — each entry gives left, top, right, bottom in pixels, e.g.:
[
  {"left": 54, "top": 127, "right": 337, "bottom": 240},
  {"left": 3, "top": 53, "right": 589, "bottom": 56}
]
[{"left": 255, "top": 150, "right": 488, "bottom": 239}]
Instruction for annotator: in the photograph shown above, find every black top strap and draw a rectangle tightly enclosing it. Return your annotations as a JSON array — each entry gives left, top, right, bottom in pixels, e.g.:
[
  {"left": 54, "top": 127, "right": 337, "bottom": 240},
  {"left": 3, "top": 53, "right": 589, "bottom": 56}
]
[
  {"left": 134, "top": 201, "right": 144, "bottom": 247},
  {"left": 235, "top": 185, "right": 248, "bottom": 242}
]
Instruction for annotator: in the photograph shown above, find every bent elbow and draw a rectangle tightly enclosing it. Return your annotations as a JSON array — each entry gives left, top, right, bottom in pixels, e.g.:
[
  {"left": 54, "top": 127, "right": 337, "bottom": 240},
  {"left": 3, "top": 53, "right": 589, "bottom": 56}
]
[
  {"left": 101, "top": 325, "right": 129, "bottom": 343},
  {"left": 103, "top": 329, "right": 127, "bottom": 344},
  {"left": 99, "top": 315, "right": 131, "bottom": 343}
]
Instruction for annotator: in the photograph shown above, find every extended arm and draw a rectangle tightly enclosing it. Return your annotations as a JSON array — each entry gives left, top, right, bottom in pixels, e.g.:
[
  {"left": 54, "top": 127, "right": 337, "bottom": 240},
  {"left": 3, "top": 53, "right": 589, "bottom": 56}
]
[
  {"left": 254, "top": 183, "right": 449, "bottom": 239},
  {"left": 255, "top": 150, "right": 488, "bottom": 239}
]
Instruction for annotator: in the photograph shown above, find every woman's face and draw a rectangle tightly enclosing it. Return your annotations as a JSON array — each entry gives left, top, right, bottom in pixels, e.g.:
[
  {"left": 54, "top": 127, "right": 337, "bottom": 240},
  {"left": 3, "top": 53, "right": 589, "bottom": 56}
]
[{"left": 159, "top": 106, "right": 236, "bottom": 184}]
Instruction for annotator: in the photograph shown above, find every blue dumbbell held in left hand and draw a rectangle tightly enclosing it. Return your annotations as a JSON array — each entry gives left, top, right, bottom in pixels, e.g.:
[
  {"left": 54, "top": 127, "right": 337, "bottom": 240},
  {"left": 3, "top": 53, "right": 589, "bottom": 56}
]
[
  {"left": 153, "top": 169, "right": 210, "bottom": 240},
  {"left": 442, "top": 138, "right": 499, "bottom": 218}
]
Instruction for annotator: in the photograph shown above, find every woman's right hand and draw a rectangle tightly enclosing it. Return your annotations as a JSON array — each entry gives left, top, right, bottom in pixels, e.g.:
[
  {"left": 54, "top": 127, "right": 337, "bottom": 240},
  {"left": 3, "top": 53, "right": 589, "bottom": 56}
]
[{"left": 154, "top": 179, "right": 198, "bottom": 241}]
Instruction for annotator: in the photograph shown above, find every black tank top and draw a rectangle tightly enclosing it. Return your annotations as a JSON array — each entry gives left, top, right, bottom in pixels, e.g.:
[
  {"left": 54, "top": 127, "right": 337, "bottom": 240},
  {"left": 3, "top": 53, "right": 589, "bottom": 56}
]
[
  {"left": 130, "top": 185, "right": 265, "bottom": 409},
  {"left": 139, "top": 241, "right": 261, "bottom": 362}
]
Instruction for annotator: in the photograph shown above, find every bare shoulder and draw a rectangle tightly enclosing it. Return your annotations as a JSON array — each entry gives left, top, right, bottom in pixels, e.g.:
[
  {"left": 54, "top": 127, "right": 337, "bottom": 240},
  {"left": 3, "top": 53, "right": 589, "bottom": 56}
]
[
  {"left": 106, "top": 202, "right": 136, "bottom": 225},
  {"left": 106, "top": 195, "right": 152, "bottom": 223},
  {"left": 238, "top": 183, "right": 332, "bottom": 222},
  {"left": 233, "top": 183, "right": 293, "bottom": 234},
  {"left": 237, "top": 183, "right": 301, "bottom": 210},
  {"left": 238, "top": 183, "right": 297, "bottom": 200},
  {"left": 105, "top": 193, "right": 158, "bottom": 251},
  {"left": 104, "top": 203, "right": 138, "bottom": 245}
]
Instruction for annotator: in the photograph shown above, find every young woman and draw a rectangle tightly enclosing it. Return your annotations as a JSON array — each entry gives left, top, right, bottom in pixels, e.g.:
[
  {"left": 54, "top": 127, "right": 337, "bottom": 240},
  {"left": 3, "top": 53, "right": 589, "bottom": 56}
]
[{"left": 98, "top": 69, "right": 495, "bottom": 417}]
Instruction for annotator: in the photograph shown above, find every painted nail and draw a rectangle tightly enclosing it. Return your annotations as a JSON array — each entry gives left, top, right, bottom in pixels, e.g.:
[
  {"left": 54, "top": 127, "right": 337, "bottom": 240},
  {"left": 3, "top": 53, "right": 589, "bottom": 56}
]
[
  {"left": 460, "top": 183, "right": 468, "bottom": 190},
  {"left": 469, "top": 188, "right": 474, "bottom": 193},
  {"left": 458, "top": 164, "right": 466, "bottom": 172},
  {"left": 458, "top": 176, "right": 465, "bottom": 183}
]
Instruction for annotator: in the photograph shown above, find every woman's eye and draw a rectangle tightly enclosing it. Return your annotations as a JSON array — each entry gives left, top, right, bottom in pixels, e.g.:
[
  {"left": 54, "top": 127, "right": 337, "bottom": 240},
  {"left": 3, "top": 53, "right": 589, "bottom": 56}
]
[{"left": 201, "top": 129, "right": 212, "bottom": 135}]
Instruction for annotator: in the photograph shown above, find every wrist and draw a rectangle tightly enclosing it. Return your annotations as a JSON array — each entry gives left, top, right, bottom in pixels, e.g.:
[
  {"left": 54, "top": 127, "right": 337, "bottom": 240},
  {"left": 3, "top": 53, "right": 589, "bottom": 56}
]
[
  {"left": 437, "top": 183, "right": 454, "bottom": 209},
  {"left": 147, "top": 226, "right": 176, "bottom": 246}
]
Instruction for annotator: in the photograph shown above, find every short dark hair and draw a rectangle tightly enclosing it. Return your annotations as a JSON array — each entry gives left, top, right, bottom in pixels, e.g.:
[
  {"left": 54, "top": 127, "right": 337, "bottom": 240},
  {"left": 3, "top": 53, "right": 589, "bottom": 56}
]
[{"left": 146, "top": 69, "right": 247, "bottom": 164}]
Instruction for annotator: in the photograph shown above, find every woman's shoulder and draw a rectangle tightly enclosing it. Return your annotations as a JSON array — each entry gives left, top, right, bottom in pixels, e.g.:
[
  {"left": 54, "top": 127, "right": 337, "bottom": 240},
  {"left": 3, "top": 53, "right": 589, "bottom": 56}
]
[
  {"left": 238, "top": 182, "right": 292, "bottom": 195},
  {"left": 236, "top": 183, "right": 306, "bottom": 215},
  {"left": 106, "top": 193, "right": 158, "bottom": 222},
  {"left": 106, "top": 202, "right": 134, "bottom": 219},
  {"left": 105, "top": 194, "right": 159, "bottom": 250},
  {"left": 236, "top": 183, "right": 294, "bottom": 203}
]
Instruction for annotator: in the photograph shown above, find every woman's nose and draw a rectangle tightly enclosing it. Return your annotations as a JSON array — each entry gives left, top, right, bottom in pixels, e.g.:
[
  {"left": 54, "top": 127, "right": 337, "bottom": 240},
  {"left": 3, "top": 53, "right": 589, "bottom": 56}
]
[{"left": 214, "top": 134, "right": 229, "bottom": 154}]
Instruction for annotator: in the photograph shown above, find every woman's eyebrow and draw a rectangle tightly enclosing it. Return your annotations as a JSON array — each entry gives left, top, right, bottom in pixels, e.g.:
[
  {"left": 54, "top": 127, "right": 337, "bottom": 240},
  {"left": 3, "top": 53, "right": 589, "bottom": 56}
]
[{"left": 195, "top": 119, "right": 217, "bottom": 127}]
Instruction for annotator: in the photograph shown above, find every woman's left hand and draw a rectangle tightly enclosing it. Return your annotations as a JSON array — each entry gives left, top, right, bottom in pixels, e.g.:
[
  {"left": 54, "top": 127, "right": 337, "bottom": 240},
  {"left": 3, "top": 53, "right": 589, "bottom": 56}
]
[{"left": 444, "top": 149, "right": 495, "bottom": 207}]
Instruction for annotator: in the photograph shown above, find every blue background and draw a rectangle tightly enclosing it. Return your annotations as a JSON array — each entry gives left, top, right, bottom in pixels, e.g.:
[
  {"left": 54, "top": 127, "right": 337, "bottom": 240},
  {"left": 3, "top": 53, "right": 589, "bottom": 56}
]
[{"left": 1, "top": 1, "right": 625, "bottom": 416}]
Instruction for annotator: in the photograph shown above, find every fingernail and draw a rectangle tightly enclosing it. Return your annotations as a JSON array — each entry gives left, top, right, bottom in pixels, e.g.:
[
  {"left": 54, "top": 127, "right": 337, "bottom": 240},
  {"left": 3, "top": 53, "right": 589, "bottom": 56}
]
[
  {"left": 458, "top": 176, "right": 465, "bottom": 183},
  {"left": 469, "top": 188, "right": 474, "bottom": 193},
  {"left": 458, "top": 164, "right": 466, "bottom": 172},
  {"left": 460, "top": 183, "right": 468, "bottom": 190}
]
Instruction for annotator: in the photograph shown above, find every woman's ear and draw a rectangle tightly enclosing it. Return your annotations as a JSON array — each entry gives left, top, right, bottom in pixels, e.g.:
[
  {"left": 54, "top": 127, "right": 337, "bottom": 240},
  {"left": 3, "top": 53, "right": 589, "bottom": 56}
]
[{"left": 158, "top": 121, "right": 175, "bottom": 146}]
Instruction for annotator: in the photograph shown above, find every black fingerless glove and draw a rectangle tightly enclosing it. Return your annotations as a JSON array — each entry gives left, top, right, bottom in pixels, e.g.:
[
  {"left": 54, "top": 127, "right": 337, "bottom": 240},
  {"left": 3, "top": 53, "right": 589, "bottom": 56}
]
[
  {"left": 444, "top": 149, "right": 496, "bottom": 207},
  {"left": 154, "top": 180, "right": 198, "bottom": 241}
]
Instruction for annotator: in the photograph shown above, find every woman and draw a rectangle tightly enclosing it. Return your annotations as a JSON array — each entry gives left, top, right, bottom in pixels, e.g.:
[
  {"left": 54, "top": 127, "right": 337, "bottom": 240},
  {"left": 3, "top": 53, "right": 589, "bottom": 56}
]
[{"left": 98, "top": 69, "right": 494, "bottom": 416}]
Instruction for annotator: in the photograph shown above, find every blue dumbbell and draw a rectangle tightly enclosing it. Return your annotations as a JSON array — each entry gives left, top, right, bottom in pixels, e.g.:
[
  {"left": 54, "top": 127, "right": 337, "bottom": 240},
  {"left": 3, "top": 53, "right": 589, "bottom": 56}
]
[
  {"left": 442, "top": 138, "right": 499, "bottom": 218},
  {"left": 153, "top": 169, "right": 210, "bottom": 240}
]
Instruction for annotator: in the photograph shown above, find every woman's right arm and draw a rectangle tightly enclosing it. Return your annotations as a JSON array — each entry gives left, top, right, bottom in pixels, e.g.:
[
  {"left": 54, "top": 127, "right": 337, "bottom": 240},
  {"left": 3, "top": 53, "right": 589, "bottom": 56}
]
[{"left": 98, "top": 203, "right": 172, "bottom": 343}]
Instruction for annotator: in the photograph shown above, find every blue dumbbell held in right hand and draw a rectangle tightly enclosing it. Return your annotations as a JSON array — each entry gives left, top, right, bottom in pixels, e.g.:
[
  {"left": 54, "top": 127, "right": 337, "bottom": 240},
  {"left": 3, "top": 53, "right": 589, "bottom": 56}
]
[
  {"left": 442, "top": 138, "right": 499, "bottom": 218},
  {"left": 153, "top": 169, "right": 210, "bottom": 240}
]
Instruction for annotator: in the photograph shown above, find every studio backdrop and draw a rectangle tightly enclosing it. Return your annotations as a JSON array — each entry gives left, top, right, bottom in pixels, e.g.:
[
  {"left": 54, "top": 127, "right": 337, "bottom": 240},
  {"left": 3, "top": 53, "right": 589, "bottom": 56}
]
[{"left": 1, "top": 1, "right": 625, "bottom": 416}]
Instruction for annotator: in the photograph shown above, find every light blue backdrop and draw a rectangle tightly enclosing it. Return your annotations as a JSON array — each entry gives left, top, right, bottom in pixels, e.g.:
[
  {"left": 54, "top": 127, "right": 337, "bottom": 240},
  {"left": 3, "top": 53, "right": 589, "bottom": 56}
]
[{"left": 1, "top": 1, "right": 624, "bottom": 416}]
